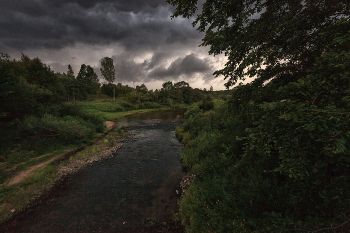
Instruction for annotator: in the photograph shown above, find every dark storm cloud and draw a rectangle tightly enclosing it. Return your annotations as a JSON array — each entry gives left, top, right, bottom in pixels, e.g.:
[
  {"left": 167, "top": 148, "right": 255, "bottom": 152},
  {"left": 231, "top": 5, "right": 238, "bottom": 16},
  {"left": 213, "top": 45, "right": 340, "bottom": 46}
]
[
  {"left": 100, "top": 52, "right": 213, "bottom": 83},
  {"left": 48, "top": 0, "right": 167, "bottom": 12},
  {"left": 149, "top": 53, "right": 212, "bottom": 80},
  {"left": 111, "top": 53, "right": 145, "bottom": 83},
  {"left": 0, "top": 0, "right": 167, "bottom": 16},
  {"left": 144, "top": 52, "right": 168, "bottom": 71},
  {"left": 0, "top": 0, "right": 199, "bottom": 50},
  {"left": 0, "top": 0, "right": 221, "bottom": 88}
]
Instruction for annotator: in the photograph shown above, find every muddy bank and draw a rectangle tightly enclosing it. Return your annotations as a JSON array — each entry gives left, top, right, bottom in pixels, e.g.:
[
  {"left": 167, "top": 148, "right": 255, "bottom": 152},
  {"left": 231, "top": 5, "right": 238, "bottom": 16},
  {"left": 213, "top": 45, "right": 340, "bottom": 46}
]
[
  {"left": 2, "top": 109, "right": 187, "bottom": 233},
  {"left": 55, "top": 132, "right": 131, "bottom": 181}
]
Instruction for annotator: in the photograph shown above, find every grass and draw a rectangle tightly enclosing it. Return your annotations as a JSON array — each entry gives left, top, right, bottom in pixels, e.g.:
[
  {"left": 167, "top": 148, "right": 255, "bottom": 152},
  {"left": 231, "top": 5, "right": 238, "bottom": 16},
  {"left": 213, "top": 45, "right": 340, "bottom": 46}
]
[
  {"left": 0, "top": 151, "right": 65, "bottom": 223},
  {"left": 77, "top": 98, "right": 188, "bottom": 121}
]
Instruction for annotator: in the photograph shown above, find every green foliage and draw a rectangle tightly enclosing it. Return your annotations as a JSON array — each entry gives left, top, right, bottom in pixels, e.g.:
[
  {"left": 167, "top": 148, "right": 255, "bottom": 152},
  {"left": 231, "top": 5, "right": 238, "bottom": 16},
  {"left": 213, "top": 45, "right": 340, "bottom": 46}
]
[
  {"left": 175, "top": 28, "right": 350, "bottom": 232},
  {"left": 18, "top": 107, "right": 104, "bottom": 145},
  {"left": 127, "top": 91, "right": 143, "bottom": 104},
  {"left": 143, "top": 101, "right": 162, "bottom": 109},
  {"left": 76, "top": 64, "right": 100, "bottom": 99},
  {"left": 199, "top": 95, "right": 214, "bottom": 111},
  {"left": 0, "top": 54, "right": 67, "bottom": 121},
  {"left": 167, "top": 0, "right": 349, "bottom": 90},
  {"left": 184, "top": 103, "right": 201, "bottom": 119},
  {"left": 136, "top": 83, "right": 148, "bottom": 93},
  {"left": 100, "top": 57, "right": 115, "bottom": 84},
  {"left": 100, "top": 57, "right": 116, "bottom": 100}
]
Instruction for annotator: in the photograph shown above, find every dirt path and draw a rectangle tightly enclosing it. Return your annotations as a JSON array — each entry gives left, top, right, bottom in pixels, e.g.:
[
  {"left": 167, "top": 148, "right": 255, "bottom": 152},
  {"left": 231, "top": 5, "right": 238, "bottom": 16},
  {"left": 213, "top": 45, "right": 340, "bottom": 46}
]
[
  {"left": 7, "top": 121, "right": 116, "bottom": 187},
  {"left": 7, "top": 156, "right": 59, "bottom": 186}
]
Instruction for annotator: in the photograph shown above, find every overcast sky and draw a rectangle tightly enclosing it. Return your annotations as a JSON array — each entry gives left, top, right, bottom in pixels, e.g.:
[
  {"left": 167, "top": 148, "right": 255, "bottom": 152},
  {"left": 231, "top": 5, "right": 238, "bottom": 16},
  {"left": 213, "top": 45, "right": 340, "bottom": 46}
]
[{"left": 0, "top": 0, "right": 229, "bottom": 90}]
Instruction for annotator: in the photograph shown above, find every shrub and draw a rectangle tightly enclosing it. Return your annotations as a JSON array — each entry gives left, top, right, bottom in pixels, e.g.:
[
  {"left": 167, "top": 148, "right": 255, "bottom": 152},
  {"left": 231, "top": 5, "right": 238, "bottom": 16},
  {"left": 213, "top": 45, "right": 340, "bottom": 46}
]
[
  {"left": 19, "top": 114, "right": 101, "bottom": 144},
  {"left": 120, "top": 101, "right": 134, "bottom": 110},
  {"left": 199, "top": 95, "right": 214, "bottom": 111},
  {"left": 143, "top": 101, "right": 162, "bottom": 109},
  {"left": 184, "top": 103, "right": 201, "bottom": 119}
]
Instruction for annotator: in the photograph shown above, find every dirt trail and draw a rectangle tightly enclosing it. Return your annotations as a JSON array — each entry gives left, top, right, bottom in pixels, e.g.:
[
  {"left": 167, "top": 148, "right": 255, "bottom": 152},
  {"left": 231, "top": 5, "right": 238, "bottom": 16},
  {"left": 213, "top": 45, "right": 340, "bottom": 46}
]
[
  {"left": 8, "top": 156, "right": 58, "bottom": 186},
  {"left": 7, "top": 121, "right": 116, "bottom": 186}
]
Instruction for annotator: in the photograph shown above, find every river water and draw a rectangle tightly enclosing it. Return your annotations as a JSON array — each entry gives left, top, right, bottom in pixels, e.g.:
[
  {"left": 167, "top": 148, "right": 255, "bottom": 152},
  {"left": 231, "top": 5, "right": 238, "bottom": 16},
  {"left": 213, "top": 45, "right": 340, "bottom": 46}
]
[{"left": 3, "top": 109, "right": 186, "bottom": 233}]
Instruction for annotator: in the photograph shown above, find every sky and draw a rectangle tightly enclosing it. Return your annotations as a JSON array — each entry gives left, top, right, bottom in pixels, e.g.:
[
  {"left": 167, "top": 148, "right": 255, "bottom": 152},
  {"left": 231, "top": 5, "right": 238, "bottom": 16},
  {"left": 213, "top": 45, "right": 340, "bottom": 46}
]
[{"left": 0, "top": 0, "right": 229, "bottom": 90}]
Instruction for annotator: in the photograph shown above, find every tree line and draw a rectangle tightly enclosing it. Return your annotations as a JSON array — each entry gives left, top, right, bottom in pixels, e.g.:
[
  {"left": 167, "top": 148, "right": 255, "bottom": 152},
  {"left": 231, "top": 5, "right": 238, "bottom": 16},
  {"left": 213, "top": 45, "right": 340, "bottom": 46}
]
[{"left": 0, "top": 53, "right": 219, "bottom": 123}]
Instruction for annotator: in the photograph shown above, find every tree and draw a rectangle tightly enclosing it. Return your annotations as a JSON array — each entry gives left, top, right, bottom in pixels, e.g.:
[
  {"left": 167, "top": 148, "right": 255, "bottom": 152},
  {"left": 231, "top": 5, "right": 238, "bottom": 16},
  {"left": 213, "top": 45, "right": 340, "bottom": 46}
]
[
  {"left": 66, "top": 64, "right": 77, "bottom": 100},
  {"left": 136, "top": 83, "right": 148, "bottom": 94},
  {"left": 167, "top": 1, "right": 350, "bottom": 231},
  {"left": 100, "top": 57, "right": 116, "bottom": 100},
  {"left": 162, "top": 81, "right": 174, "bottom": 91},
  {"left": 174, "top": 81, "right": 189, "bottom": 89},
  {"left": 76, "top": 64, "right": 100, "bottom": 99},
  {"left": 85, "top": 65, "right": 100, "bottom": 94},
  {"left": 1, "top": 54, "right": 67, "bottom": 120},
  {"left": 167, "top": 0, "right": 350, "bottom": 89},
  {"left": 67, "top": 64, "right": 74, "bottom": 78}
]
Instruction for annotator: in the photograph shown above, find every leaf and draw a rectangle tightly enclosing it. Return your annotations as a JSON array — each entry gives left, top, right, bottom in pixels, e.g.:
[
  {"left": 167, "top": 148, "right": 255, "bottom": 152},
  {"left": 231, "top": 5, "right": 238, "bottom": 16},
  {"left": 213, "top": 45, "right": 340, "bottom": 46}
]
[
  {"left": 317, "top": 125, "right": 323, "bottom": 132},
  {"left": 335, "top": 137, "right": 347, "bottom": 153}
]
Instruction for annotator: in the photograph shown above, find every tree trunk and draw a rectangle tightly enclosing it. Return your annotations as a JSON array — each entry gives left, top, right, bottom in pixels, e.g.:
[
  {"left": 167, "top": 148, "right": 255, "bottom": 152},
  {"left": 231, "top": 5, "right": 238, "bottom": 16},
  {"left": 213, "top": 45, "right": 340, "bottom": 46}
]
[{"left": 113, "top": 85, "right": 115, "bottom": 101}]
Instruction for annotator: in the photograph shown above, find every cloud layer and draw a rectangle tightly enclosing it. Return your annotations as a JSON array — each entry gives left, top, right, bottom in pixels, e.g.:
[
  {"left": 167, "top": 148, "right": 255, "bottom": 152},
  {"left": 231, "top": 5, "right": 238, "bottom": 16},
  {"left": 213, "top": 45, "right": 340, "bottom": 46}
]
[{"left": 0, "top": 0, "right": 226, "bottom": 89}]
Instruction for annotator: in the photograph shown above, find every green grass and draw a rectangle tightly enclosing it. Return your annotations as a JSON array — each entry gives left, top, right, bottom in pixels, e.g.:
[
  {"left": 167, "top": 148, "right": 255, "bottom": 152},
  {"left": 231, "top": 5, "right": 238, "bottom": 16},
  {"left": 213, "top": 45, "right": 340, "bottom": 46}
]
[
  {"left": 0, "top": 149, "right": 66, "bottom": 223},
  {"left": 77, "top": 99, "right": 188, "bottom": 121},
  {"left": 1, "top": 146, "right": 74, "bottom": 173}
]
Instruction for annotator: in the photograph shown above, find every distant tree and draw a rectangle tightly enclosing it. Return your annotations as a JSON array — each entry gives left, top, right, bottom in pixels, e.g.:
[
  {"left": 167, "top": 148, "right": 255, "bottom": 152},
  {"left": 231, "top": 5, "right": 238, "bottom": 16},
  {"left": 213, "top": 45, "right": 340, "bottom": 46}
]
[
  {"left": 210, "top": 86, "right": 213, "bottom": 92},
  {"left": 162, "top": 81, "right": 175, "bottom": 100},
  {"left": 66, "top": 64, "right": 77, "bottom": 100},
  {"left": 116, "top": 82, "right": 122, "bottom": 96},
  {"left": 86, "top": 65, "right": 100, "bottom": 94},
  {"left": 174, "top": 81, "right": 189, "bottom": 89},
  {"left": 67, "top": 64, "right": 74, "bottom": 78},
  {"left": 101, "top": 83, "right": 116, "bottom": 98},
  {"left": 100, "top": 57, "right": 116, "bottom": 100},
  {"left": 76, "top": 64, "right": 100, "bottom": 99},
  {"left": 162, "top": 81, "right": 174, "bottom": 91},
  {"left": 174, "top": 89, "right": 184, "bottom": 103},
  {"left": 192, "top": 88, "right": 203, "bottom": 102},
  {"left": 136, "top": 83, "right": 148, "bottom": 94}
]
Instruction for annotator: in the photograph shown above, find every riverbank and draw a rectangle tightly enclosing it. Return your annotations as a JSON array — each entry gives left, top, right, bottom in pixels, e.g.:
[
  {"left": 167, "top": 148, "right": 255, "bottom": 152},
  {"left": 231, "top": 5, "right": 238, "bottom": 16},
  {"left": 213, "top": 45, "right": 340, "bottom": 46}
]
[
  {"left": 0, "top": 106, "right": 186, "bottom": 225},
  {"left": 1, "top": 109, "right": 187, "bottom": 232}
]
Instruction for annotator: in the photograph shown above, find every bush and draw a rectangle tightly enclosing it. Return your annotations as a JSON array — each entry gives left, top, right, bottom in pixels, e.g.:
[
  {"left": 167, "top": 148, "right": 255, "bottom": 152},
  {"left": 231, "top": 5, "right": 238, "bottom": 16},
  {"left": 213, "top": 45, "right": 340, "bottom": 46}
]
[
  {"left": 184, "top": 103, "right": 201, "bottom": 119},
  {"left": 143, "top": 101, "right": 162, "bottom": 109},
  {"left": 18, "top": 104, "right": 106, "bottom": 145},
  {"left": 20, "top": 114, "right": 95, "bottom": 144},
  {"left": 120, "top": 101, "right": 134, "bottom": 110},
  {"left": 199, "top": 95, "right": 214, "bottom": 111}
]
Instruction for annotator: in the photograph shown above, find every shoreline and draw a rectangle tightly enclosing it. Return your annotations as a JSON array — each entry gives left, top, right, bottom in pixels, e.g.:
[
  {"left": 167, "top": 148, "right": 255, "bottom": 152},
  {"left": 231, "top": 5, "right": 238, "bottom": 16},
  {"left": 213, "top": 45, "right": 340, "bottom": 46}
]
[{"left": 0, "top": 108, "right": 187, "bottom": 227}]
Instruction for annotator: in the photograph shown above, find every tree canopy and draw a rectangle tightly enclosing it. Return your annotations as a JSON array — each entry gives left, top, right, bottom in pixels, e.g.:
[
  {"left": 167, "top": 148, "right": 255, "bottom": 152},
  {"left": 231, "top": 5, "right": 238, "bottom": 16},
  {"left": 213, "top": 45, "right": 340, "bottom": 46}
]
[
  {"left": 167, "top": 0, "right": 349, "bottom": 88},
  {"left": 100, "top": 57, "right": 115, "bottom": 84}
]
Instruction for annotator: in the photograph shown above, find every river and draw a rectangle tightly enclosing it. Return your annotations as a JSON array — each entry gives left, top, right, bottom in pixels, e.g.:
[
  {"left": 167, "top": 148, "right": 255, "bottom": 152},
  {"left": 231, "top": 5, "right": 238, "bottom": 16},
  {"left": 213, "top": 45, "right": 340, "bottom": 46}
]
[{"left": 3, "top": 109, "right": 187, "bottom": 233}]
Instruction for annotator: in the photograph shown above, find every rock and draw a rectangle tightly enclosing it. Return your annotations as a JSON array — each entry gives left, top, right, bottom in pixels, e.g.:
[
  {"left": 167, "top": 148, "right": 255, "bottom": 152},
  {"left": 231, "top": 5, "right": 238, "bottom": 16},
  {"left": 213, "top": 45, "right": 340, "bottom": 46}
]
[
  {"left": 104, "top": 121, "right": 116, "bottom": 130},
  {"left": 179, "top": 174, "right": 196, "bottom": 194}
]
